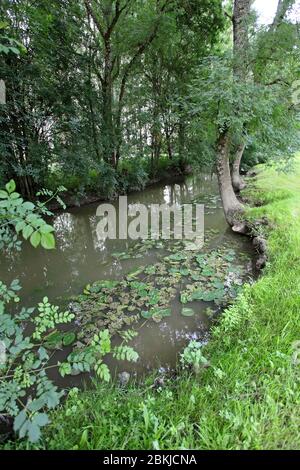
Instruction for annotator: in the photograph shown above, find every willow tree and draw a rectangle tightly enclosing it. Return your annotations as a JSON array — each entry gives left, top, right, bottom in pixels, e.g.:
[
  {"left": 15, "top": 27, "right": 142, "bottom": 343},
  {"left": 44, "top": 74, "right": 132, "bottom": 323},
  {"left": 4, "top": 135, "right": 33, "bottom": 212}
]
[
  {"left": 212, "top": 0, "right": 298, "bottom": 226},
  {"left": 214, "top": 0, "right": 251, "bottom": 226},
  {"left": 231, "top": 0, "right": 298, "bottom": 192}
]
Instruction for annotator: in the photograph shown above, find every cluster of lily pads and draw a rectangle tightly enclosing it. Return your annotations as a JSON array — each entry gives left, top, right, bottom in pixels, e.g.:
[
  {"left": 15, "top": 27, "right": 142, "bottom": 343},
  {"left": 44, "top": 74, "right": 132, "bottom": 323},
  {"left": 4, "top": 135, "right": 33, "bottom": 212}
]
[{"left": 68, "top": 238, "right": 251, "bottom": 346}]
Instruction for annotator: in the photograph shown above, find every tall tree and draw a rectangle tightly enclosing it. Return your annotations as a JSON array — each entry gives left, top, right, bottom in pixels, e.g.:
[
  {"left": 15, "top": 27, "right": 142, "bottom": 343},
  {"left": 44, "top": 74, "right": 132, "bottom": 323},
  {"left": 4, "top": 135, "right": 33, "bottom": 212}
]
[
  {"left": 231, "top": 0, "right": 298, "bottom": 192},
  {"left": 214, "top": 0, "right": 252, "bottom": 226}
]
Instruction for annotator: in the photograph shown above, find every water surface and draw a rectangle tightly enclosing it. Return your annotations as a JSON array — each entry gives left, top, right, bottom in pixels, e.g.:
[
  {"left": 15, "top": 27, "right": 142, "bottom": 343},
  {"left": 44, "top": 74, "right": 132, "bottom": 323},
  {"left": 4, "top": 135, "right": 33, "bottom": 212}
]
[{"left": 0, "top": 174, "right": 254, "bottom": 381}]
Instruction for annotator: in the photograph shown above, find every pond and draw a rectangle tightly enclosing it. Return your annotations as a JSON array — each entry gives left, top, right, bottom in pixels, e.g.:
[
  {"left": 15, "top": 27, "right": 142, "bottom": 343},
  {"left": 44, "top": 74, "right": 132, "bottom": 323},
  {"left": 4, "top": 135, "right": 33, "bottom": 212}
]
[{"left": 0, "top": 174, "right": 254, "bottom": 384}]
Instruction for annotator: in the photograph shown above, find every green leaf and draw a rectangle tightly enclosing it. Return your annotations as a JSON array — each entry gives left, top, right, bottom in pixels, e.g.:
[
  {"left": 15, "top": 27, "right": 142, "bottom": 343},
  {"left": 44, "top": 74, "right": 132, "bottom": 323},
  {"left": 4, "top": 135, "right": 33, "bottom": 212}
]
[
  {"left": 15, "top": 220, "right": 25, "bottom": 233},
  {"left": 62, "top": 332, "right": 76, "bottom": 346},
  {"left": 28, "top": 422, "right": 41, "bottom": 443},
  {"left": 33, "top": 413, "right": 49, "bottom": 427},
  {"left": 59, "top": 362, "right": 72, "bottom": 377},
  {"left": 23, "top": 201, "right": 35, "bottom": 211},
  {"left": 41, "top": 232, "right": 55, "bottom": 250},
  {"left": 40, "top": 224, "right": 54, "bottom": 234},
  {"left": 13, "top": 410, "right": 27, "bottom": 432},
  {"left": 95, "top": 362, "right": 111, "bottom": 382},
  {"left": 141, "top": 310, "right": 152, "bottom": 319},
  {"left": 0, "top": 190, "right": 7, "bottom": 199},
  {"left": 30, "top": 231, "right": 41, "bottom": 248},
  {"left": 5, "top": 180, "right": 16, "bottom": 194},
  {"left": 22, "top": 225, "right": 33, "bottom": 240},
  {"left": 182, "top": 308, "right": 195, "bottom": 317}
]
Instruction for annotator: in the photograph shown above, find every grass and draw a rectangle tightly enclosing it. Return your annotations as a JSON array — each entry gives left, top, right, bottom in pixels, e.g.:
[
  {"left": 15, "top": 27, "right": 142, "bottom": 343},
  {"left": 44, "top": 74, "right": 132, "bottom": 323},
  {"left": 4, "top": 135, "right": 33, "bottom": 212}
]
[{"left": 4, "top": 155, "right": 300, "bottom": 450}]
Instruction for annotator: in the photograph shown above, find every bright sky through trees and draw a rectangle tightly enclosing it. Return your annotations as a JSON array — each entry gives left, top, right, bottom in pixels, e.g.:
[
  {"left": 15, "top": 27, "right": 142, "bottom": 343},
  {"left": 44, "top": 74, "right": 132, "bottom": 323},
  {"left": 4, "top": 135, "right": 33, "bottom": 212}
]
[{"left": 254, "top": 0, "right": 300, "bottom": 25}]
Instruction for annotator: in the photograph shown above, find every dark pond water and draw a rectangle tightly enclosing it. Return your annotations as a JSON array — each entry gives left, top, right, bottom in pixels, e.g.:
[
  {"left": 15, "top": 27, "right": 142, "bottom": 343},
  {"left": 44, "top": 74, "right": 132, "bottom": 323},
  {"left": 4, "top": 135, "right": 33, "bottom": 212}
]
[{"left": 0, "top": 174, "right": 254, "bottom": 384}]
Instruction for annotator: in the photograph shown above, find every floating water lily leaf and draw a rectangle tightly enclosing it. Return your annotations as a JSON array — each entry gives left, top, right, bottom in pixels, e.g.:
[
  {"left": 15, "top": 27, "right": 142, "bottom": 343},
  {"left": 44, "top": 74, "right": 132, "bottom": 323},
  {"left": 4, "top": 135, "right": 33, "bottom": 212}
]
[
  {"left": 191, "top": 290, "right": 204, "bottom": 301},
  {"left": 201, "top": 268, "right": 215, "bottom": 277},
  {"left": 184, "top": 238, "right": 204, "bottom": 251},
  {"left": 224, "top": 250, "right": 236, "bottom": 262},
  {"left": 191, "top": 273, "right": 201, "bottom": 281},
  {"left": 168, "top": 253, "right": 187, "bottom": 261},
  {"left": 141, "top": 310, "right": 152, "bottom": 319},
  {"left": 96, "top": 280, "right": 119, "bottom": 289},
  {"left": 195, "top": 255, "right": 206, "bottom": 267},
  {"left": 212, "top": 280, "right": 224, "bottom": 289},
  {"left": 83, "top": 284, "right": 91, "bottom": 295},
  {"left": 141, "top": 307, "right": 171, "bottom": 321},
  {"left": 182, "top": 308, "right": 195, "bottom": 317},
  {"left": 155, "top": 308, "right": 171, "bottom": 318}
]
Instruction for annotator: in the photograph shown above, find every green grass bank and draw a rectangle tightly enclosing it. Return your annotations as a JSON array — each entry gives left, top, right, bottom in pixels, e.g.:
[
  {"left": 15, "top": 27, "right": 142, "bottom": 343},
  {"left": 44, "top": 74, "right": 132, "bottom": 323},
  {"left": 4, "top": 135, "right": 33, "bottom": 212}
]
[{"left": 5, "top": 155, "right": 300, "bottom": 450}]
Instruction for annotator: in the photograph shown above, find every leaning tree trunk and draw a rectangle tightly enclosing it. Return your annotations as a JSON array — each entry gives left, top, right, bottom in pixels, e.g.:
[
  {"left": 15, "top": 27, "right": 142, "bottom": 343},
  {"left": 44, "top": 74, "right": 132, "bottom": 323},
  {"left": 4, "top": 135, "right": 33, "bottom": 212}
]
[
  {"left": 215, "top": 0, "right": 252, "bottom": 226},
  {"left": 216, "top": 129, "right": 244, "bottom": 226},
  {"left": 229, "top": 0, "right": 252, "bottom": 195},
  {"left": 232, "top": 142, "right": 246, "bottom": 192}
]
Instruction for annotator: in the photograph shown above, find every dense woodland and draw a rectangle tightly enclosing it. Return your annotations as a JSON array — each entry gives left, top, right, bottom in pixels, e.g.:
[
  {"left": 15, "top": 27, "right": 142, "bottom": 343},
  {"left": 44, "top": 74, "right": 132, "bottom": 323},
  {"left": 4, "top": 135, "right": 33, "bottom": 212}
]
[{"left": 1, "top": 1, "right": 299, "bottom": 221}]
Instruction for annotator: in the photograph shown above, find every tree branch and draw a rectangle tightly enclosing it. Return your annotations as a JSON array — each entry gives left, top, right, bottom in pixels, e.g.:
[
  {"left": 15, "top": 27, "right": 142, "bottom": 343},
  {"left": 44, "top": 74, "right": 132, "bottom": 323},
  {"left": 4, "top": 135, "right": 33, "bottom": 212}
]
[
  {"left": 106, "top": 0, "right": 132, "bottom": 39},
  {"left": 270, "top": 0, "right": 295, "bottom": 31},
  {"left": 224, "top": 11, "right": 233, "bottom": 22},
  {"left": 84, "top": 0, "right": 105, "bottom": 39}
]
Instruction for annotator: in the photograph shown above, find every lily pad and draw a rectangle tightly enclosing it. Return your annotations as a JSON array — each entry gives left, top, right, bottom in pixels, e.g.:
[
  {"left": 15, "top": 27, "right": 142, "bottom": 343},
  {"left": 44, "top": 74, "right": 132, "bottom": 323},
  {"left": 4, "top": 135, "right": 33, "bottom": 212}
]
[{"left": 181, "top": 308, "right": 195, "bottom": 317}]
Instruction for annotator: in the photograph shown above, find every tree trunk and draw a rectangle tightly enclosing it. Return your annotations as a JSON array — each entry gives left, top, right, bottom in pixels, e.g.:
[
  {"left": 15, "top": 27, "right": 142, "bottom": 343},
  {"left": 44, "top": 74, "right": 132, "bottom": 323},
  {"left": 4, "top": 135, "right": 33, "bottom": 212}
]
[
  {"left": 178, "top": 116, "right": 186, "bottom": 166},
  {"left": 233, "top": 0, "right": 252, "bottom": 79},
  {"left": 88, "top": 45, "right": 100, "bottom": 161},
  {"left": 216, "top": 129, "right": 244, "bottom": 226},
  {"left": 214, "top": 0, "right": 252, "bottom": 226},
  {"left": 166, "top": 131, "right": 173, "bottom": 160},
  {"left": 232, "top": 142, "right": 246, "bottom": 192},
  {"left": 101, "top": 37, "right": 116, "bottom": 166}
]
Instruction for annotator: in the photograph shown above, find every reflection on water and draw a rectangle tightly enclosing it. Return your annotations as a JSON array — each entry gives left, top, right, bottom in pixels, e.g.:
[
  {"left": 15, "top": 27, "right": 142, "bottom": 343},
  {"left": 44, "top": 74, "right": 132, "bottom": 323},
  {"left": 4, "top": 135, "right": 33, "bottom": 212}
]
[{"left": 0, "top": 174, "right": 253, "bottom": 377}]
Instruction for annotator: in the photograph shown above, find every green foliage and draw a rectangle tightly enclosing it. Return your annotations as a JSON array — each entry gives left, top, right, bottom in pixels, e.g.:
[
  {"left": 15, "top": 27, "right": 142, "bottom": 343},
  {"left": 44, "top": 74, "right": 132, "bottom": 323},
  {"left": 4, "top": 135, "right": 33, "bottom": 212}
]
[
  {"left": 0, "top": 179, "right": 139, "bottom": 444},
  {"left": 180, "top": 341, "right": 209, "bottom": 372},
  {"left": 32, "top": 298, "right": 75, "bottom": 341},
  {"left": 0, "top": 180, "right": 66, "bottom": 251},
  {"left": 5, "top": 154, "right": 300, "bottom": 451},
  {"left": 117, "top": 160, "right": 149, "bottom": 193}
]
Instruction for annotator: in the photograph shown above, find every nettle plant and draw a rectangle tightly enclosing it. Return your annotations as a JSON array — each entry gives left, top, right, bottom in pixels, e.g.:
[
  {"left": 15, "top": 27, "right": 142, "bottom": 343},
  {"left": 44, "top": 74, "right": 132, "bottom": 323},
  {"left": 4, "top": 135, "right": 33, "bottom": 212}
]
[{"left": 0, "top": 180, "right": 139, "bottom": 443}]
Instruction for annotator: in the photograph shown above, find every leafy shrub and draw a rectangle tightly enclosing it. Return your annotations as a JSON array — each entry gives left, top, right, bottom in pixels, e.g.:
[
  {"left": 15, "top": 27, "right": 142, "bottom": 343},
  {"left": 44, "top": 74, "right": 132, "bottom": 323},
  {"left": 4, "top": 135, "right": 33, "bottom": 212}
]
[
  {"left": 180, "top": 340, "right": 209, "bottom": 374},
  {"left": 0, "top": 180, "right": 57, "bottom": 252},
  {"left": 87, "top": 162, "right": 118, "bottom": 199},
  {"left": 117, "top": 159, "right": 149, "bottom": 193},
  {"left": 46, "top": 171, "right": 83, "bottom": 194},
  {"left": 0, "top": 179, "right": 139, "bottom": 443}
]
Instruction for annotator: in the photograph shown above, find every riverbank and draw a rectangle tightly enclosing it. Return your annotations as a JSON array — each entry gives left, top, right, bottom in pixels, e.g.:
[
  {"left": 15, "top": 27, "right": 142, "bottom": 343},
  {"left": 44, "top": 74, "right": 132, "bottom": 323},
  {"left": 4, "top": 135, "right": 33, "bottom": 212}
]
[
  {"left": 47, "top": 156, "right": 192, "bottom": 211},
  {"left": 4, "top": 155, "right": 300, "bottom": 450}
]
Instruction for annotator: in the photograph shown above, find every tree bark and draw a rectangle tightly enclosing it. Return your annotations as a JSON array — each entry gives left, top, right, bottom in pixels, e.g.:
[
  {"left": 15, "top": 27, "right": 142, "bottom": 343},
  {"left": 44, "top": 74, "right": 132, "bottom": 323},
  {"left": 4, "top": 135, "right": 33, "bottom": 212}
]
[
  {"left": 216, "top": 129, "right": 244, "bottom": 226},
  {"left": 232, "top": 142, "right": 246, "bottom": 192},
  {"left": 233, "top": 0, "right": 252, "bottom": 80},
  {"left": 178, "top": 115, "right": 186, "bottom": 166}
]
